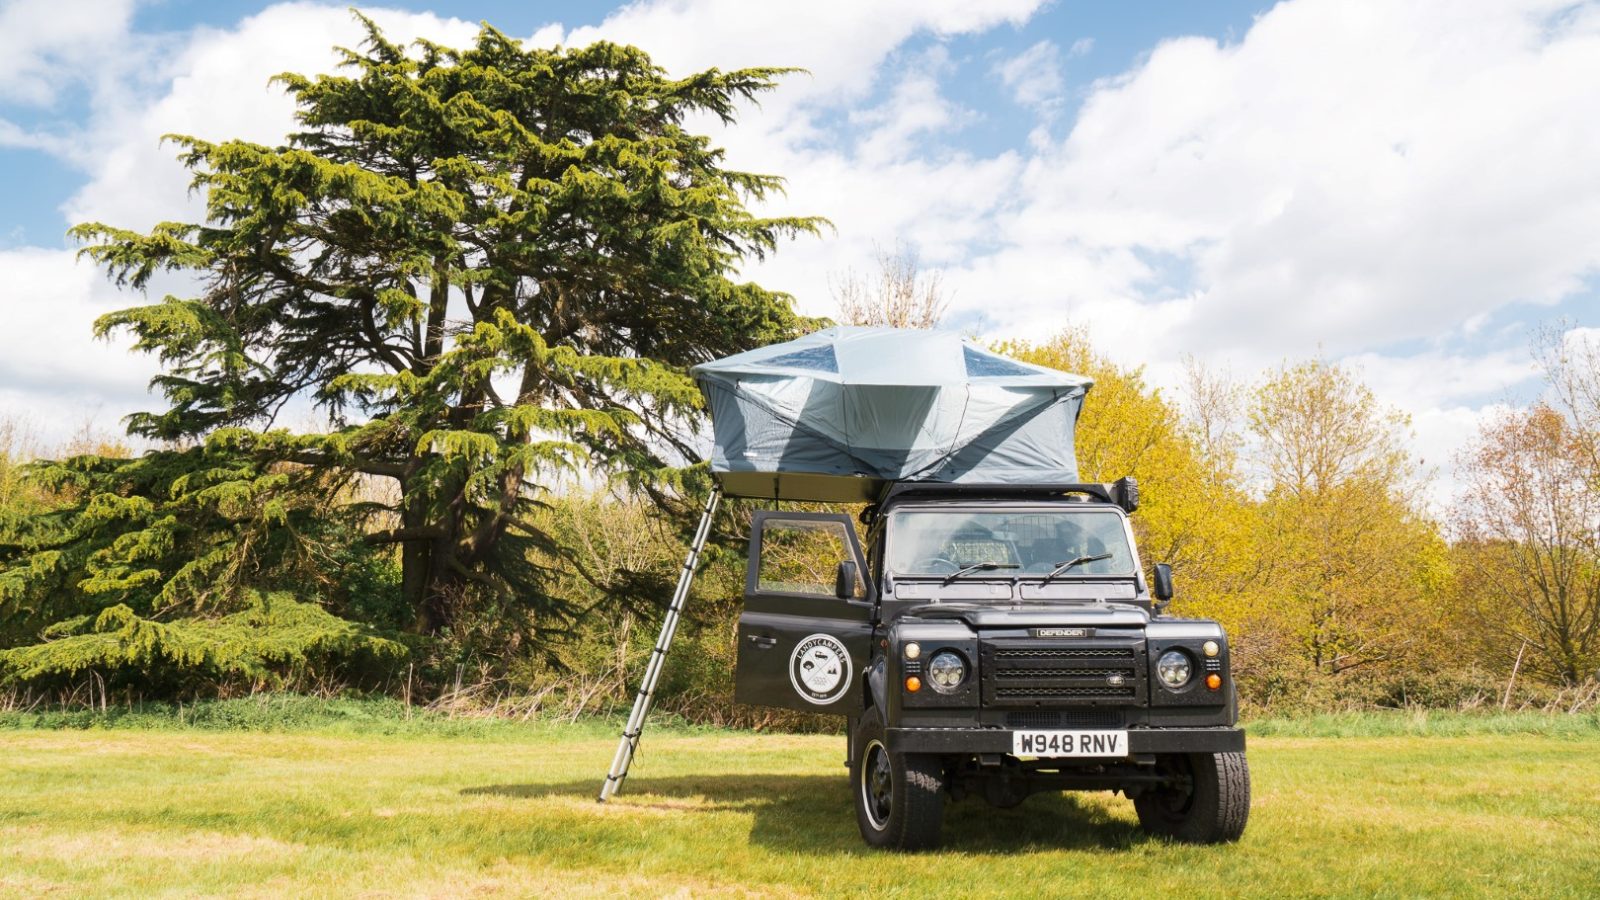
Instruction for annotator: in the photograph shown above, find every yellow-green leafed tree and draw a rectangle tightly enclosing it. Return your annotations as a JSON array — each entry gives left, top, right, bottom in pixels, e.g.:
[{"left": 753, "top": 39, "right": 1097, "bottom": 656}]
[
  {"left": 998, "top": 331, "right": 1258, "bottom": 626},
  {"left": 1246, "top": 360, "right": 1449, "bottom": 681}
]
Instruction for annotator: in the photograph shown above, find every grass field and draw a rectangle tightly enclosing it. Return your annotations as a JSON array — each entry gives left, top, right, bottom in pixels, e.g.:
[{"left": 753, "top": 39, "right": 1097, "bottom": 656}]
[{"left": 2, "top": 704, "right": 1598, "bottom": 897}]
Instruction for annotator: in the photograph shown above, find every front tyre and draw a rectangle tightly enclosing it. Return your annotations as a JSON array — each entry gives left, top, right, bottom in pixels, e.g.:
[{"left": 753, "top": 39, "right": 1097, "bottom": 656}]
[
  {"left": 1134, "top": 751, "right": 1250, "bottom": 844},
  {"left": 851, "top": 716, "right": 945, "bottom": 850}
]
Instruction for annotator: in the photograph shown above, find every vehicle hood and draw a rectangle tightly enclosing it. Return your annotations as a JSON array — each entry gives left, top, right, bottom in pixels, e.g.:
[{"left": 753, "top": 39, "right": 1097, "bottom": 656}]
[{"left": 903, "top": 602, "right": 1150, "bottom": 629}]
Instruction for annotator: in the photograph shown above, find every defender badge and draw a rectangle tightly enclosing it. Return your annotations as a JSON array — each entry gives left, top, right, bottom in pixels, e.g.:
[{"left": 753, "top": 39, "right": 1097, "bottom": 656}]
[
  {"left": 789, "top": 633, "right": 852, "bottom": 705},
  {"left": 1033, "top": 627, "right": 1089, "bottom": 638}
]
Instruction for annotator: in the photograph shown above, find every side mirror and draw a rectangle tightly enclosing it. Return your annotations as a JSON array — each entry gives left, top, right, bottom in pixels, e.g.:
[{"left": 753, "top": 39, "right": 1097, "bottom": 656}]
[
  {"left": 1112, "top": 476, "right": 1140, "bottom": 513},
  {"left": 835, "top": 560, "right": 859, "bottom": 599},
  {"left": 1152, "top": 563, "right": 1174, "bottom": 603}
]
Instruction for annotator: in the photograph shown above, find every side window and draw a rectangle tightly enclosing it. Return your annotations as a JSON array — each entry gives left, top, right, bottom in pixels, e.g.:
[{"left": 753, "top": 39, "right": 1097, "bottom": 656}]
[{"left": 757, "top": 518, "right": 864, "bottom": 598}]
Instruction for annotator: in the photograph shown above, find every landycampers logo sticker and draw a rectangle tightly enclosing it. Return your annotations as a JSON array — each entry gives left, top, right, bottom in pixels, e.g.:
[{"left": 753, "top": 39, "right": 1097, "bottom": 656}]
[{"left": 789, "top": 633, "right": 851, "bottom": 705}]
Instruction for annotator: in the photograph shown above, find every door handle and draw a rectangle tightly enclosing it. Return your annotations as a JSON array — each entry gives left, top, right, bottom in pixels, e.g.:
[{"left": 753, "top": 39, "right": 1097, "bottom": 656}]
[{"left": 748, "top": 635, "right": 777, "bottom": 649}]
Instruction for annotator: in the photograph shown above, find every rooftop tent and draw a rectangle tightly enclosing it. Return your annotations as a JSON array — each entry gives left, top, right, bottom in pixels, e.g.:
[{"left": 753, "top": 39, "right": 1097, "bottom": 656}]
[{"left": 691, "top": 326, "right": 1094, "bottom": 502}]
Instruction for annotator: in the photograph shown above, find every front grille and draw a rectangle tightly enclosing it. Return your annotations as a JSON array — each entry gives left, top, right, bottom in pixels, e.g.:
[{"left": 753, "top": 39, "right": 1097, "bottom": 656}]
[
  {"left": 997, "top": 648, "right": 1130, "bottom": 659},
  {"left": 981, "top": 639, "right": 1147, "bottom": 707},
  {"left": 1005, "top": 667, "right": 1137, "bottom": 678},
  {"left": 1005, "top": 709, "right": 1125, "bottom": 729},
  {"left": 996, "top": 685, "right": 1136, "bottom": 699}
]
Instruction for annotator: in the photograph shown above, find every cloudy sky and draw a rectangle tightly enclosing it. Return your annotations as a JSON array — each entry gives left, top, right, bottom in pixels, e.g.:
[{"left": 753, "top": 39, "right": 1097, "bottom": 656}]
[{"left": 2, "top": 0, "right": 1598, "bottom": 506}]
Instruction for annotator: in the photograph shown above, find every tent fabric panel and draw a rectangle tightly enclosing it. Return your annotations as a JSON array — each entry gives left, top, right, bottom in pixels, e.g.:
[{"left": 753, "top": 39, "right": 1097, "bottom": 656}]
[
  {"left": 693, "top": 327, "right": 1093, "bottom": 502},
  {"left": 925, "top": 390, "right": 1084, "bottom": 484},
  {"left": 703, "top": 379, "right": 865, "bottom": 478}
]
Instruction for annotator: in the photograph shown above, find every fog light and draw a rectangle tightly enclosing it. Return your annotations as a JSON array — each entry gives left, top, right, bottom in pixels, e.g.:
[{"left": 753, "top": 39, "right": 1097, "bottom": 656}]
[
  {"left": 1205, "top": 673, "right": 1222, "bottom": 690},
  {"left": 905, "top": 642, "right": 921, "bottom": 660},
  {"left": 905, "top": 676, "right": 922, "bottom": 692},
  {"left": 1203, "top": 640, "right": 1219, "bottom": 658}
]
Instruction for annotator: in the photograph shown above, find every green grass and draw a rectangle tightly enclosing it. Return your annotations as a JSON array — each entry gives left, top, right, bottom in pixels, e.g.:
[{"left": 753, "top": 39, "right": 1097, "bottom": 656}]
[
  {"left": 1246, "top": 708, "right": 1600, "bottom": 739},
  {"left": 0, "top": 694, "right": 603, "bottom": 740},
  {"left": 2, "top": 707, "right": 1598, "bottom": 897},
  {"left": 7, "top": 694, "right": 1598, "bottom": 739}
]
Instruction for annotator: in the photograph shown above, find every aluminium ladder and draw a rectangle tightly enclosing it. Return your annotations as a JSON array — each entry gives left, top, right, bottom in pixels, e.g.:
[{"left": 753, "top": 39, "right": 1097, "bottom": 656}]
[{"left": 597, "top": 486, "right": 722, "bottom": 802}]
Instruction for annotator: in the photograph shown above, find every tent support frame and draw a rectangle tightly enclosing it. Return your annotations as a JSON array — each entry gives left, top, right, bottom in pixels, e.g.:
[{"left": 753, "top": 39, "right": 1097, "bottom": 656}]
[{"left": 597, "top": 485, "right": 722, "bottom": 802}]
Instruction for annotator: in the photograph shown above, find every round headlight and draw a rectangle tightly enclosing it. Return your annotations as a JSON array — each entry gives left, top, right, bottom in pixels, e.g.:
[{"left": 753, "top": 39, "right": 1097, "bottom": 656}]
[
  {"left": 1157, "top": 649, "right": 1193, "bottom": 688},
  {"left": 927, "top": 651, "right": 966, "bottom": 693}
]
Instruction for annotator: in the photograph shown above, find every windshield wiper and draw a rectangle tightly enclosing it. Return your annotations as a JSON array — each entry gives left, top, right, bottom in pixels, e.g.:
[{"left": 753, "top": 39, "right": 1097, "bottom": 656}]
[
  {"left": 941, "top": 561, "right": 1019, "bottom": 585},
  {"left": 1040, "top": 553, "right": 1113, "bottom": 583}
]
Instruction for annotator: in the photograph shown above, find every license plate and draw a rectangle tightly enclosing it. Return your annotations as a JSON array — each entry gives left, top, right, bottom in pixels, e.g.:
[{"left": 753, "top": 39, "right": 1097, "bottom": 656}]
[{"left": 1011, "top": 730, "right": 1128, "bottom": 757}]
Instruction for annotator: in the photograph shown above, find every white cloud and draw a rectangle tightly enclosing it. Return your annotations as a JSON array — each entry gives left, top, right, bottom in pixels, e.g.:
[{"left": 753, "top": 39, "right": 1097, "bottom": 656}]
[
  {"left": 995, "top": 40, "right": 1065, "bottom": 111},
  {"left": 567, "top": 0, "right": 1042, "bottom": 104},
  {"left": 850, "top": 47, "right": 972, "bottom": 165},
  {"left": 0, "top": 117, "right": 75, "bottom": 155},
  {"left": 1343, "top": 348, "right": 1541, "bottom": 412},
  {"left": 0, "top": 247, "right": 157, "bottom": 437},
  {"left": 1410, "top": 402, "right": 1512, "bottom": 512},
  {"left": 0, "top": 0, "right": 138, "bottom": 105},
  {"left": 976, "top": 0, "right": 1600, "bottom": 366}
]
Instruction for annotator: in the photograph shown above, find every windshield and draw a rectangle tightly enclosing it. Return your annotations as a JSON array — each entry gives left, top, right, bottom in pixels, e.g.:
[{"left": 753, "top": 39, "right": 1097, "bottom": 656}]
[{"left": 885, "top": 508, "right": 1136, "bottom": 578}]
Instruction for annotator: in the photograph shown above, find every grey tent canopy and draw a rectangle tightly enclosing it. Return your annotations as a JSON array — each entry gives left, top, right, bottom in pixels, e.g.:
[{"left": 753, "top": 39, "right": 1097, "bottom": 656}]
[{"left": 691, "top": 326, "right": 1094, "bottom": 502}]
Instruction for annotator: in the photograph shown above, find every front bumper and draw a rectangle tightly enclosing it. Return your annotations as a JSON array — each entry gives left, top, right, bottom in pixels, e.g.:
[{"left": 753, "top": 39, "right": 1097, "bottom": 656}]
[{"left": 885, "top": 726, "right": 1245, "bottom": 756}]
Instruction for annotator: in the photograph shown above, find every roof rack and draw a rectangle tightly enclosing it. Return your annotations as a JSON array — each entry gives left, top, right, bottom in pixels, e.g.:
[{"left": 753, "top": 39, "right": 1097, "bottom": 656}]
[{"left": 873, "top": 476, "right": 1140, "bottom": 514}]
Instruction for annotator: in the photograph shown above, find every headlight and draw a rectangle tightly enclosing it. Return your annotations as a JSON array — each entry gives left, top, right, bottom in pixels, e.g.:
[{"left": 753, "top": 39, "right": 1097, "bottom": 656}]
[
  {"left": 1157, "top": 649, "right": 1192, "bottom": 688},
  {"left": 927, "top": 651, "right": 966, "bottom": 693}
]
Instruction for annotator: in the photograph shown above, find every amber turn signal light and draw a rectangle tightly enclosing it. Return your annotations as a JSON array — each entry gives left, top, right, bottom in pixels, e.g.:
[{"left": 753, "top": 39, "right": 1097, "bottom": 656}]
[
  {"left": 905, "top": 676, "right": 922, "bottom": 693},
  {"left": 1205, "top": 673, "right": 1222, "bottom": 690}
]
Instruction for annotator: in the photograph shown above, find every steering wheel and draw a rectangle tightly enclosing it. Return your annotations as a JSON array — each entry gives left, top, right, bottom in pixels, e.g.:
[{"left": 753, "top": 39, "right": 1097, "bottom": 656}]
[{"left": 917, "top": 557, "right": 960, "bottom": 574}]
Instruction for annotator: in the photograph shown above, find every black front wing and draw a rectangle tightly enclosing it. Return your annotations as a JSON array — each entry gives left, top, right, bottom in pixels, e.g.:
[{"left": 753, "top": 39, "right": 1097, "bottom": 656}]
[{"left": 886, "top": 726, "right": 1245, "bottom": 755}]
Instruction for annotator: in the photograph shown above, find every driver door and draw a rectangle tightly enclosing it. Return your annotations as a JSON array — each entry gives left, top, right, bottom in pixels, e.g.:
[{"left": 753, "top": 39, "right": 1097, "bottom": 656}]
[{"left": 735, "top": 511, "right": 873, "bottom": 714}]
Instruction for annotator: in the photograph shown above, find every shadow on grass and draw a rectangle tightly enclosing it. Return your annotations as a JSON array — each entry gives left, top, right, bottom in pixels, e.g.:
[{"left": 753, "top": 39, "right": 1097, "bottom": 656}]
[{"left": 466, "top": 774, "right": 1146, "bottom": 854}]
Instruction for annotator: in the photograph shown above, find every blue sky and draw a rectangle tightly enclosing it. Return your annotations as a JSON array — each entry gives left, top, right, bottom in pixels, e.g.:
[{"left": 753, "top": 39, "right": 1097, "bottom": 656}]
[
  {"left": 1, "top": 0, "right": 1275, "bottom": 248},
  {"left": 1, "top": 0, "right": 1598, "bottom": 507}
]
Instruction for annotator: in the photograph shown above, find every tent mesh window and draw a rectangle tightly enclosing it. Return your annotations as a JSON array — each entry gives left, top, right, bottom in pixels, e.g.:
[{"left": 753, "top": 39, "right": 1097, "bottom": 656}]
[
  {"left": 763, "top": 345, "right": 839, "bottom": 373},
  {"left": 963, "top": 345, "right": 1039, "bottom": 378}
]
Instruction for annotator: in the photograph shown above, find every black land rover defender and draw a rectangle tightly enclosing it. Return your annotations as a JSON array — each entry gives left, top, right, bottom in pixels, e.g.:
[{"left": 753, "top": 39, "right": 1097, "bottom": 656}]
[{"left": 733, "top": 480, "right": 1249, "bottom": 850}]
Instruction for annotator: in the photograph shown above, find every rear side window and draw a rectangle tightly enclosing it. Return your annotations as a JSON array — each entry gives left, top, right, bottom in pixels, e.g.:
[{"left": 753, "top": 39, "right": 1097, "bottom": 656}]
[{"left": 758, "top": 518, "right": 862, "bottom": 597}]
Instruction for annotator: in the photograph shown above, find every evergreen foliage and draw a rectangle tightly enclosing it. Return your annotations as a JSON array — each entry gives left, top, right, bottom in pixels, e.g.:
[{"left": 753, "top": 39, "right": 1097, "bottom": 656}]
[
  {"left": 0, "top": 436, "right": 404, "bottom": 689},
  {"left": 1, "top": 16, "right": 818, "bottom": 693}
]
